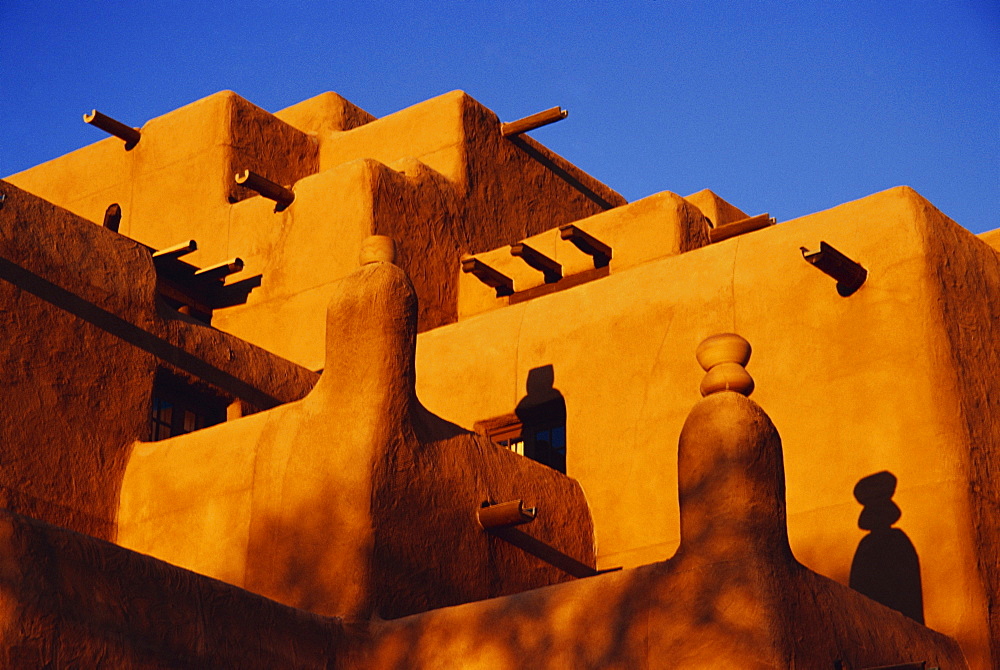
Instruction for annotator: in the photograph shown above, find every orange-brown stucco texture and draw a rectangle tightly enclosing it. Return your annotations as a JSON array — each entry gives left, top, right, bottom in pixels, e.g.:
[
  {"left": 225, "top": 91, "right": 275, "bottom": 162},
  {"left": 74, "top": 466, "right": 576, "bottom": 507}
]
[{"left": 0, "top": 88, "right": 993, "bottom": 667}]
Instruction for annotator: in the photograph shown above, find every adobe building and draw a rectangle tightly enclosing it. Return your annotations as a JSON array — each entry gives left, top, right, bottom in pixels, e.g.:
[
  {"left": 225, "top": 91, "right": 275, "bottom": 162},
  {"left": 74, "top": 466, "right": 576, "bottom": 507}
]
[{"left": 0, "top": 88, "right": 994, "bottom": 667}]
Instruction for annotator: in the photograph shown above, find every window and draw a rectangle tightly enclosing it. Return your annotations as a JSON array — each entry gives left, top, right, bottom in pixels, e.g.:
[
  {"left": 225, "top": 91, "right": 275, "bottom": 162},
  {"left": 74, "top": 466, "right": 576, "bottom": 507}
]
[
  {"left": 103, "top": 203, "right": 122, "bottom": 232},
  {"left": 486, "top": 419, "right": 526, "bottom": 456},
  {"left": 477, "top": 398, "right": 567, "bottom": 473},
  {"left": 147, "top": 370, "right": 228, "bottom": 441}
]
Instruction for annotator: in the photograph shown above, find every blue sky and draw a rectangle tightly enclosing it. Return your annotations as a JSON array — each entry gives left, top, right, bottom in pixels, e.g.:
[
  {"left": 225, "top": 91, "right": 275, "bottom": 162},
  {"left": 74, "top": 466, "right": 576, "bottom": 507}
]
[{"left": 2, "top": 1, "right": 997, "bottom": 231}]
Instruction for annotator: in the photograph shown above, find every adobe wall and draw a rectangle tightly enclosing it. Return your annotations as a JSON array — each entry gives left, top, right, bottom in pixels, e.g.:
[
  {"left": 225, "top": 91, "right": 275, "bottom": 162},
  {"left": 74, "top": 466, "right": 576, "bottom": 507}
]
[
  {"left": 0, "top": 508, "right": 354, "bottom": 668},
  {"left": 210, "top": 156, "right": 465, "bottom": 368},
  {"left": 976, "top": 227, "right": 1000, "bottom": 252},
  {"left": 217, "top": 90, "right": 624, "bottom": 349},
  {"left": 4, "top": 91, "right": 318, "bottom": 270},
  {"left": 926, "top": 208, "right": 1000, "bottom": 658},
  {"left": 414, "top": 186, "right": 995, "bottom": 667},
  {"left": 118, "top": 260, "right": 595, "bottom": 621},
  {"left": 4, "top": 86, "right": 989, "bottom": 665},
  {"left": 0, "top": 181, "right": 317, "bottom": 540},
  {"left": 457, "top": 190, "right": 711, "bottom": 318},
  {"left": 0, "top": 184, "right": 159, "bottom": 539},
  {"left": 2, "top": 355, "right": 967, "bottom": 669},
  {"left": 365, "top": 390, "right": 967, "bottom": 669},
  {"left": 5, "top": 90, "right": 625, "bottom": 367},
  {"left": 369, "top": 560, "right": 966, "bottom": 669}
]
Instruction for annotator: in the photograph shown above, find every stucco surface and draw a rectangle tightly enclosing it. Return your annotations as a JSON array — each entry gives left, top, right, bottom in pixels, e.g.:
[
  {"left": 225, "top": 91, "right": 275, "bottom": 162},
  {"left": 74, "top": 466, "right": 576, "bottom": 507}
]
[
  {"left": 923, "top": 202, "right": 1000, "bottom": 664},
  {"left": 0, "top": 184, "right": 157, "bottom": 540},
  {"left": 5, "top": 91, "right": 318, "bottom": 270},
  {"left": 415, "top": 186, "right": 995, "bottom": 666},
  {"left": 119, "top": 260, "right": 595, "bottom": 621},
  {"left": 2, "top": 86, "right": 991, "bottom": 668},
  {"left": 0, "top": 508, "right": 355, "bottom": 668},
  {"left": 274, "top": 90, "right": 378, "bottom": 137},
  {"left": 363, "top": 392, "right": 966, "bottom": 669},
  {"left": 0, "top": 181, "right": 317, "bottom": 541},
  {"left": 6, "top": 89, "right": 627, "bottom": 366},
  {"left": 975, "top": 226, "right": 1000, "bottom": 252},
  {"left": 684, "top": 187, "right": 751, "bottom": 227},
  {"left": 458, "top": 190, "right": 710, "bottom": 318},
  {"left": 208, "top": 92, "right": 627, "bottom": 364},
  {"left": 10, "top": 381, "right": 960, "bottom": 668}
]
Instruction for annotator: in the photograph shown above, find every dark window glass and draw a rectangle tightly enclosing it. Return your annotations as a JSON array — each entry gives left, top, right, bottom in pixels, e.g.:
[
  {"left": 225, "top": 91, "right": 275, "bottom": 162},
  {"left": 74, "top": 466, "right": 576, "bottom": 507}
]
[
  {"left": 147, "top": 371, "right": 227, "bottom": 441},
  {"left": 518, "top": 400, "right": 567, "bottom": 473},
  {"left": 479, "top": 397, "right": 567, "bottom": 473},
  {"left": 150, "top": 399, "right": 174, "bottom": 441}
]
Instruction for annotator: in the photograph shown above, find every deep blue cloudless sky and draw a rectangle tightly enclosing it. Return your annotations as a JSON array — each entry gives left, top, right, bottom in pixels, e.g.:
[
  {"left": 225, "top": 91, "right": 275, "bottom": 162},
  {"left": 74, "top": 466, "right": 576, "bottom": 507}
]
[{"left": 2, "top": 1, "right": 997, "bottom": 231}]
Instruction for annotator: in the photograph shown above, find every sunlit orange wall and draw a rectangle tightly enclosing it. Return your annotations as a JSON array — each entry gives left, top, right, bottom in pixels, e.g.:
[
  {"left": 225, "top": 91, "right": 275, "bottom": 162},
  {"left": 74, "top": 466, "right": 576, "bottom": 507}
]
[
  {"left": 6, "top": 88, "right": 996, "bottom": 666},
  {"left": 415, "top": 187, "right": 996, "bottom": 667}
]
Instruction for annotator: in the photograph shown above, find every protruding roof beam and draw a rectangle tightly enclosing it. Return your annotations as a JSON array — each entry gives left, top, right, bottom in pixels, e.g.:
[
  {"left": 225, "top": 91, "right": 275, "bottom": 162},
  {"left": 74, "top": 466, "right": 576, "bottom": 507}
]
[
  {"left": 234, "top": 169, "right": 295, "bottom": 208},
  {"left": 477, "top": 500, "right": 536, "bottom": 529},
  {"left": 510, "top": 242, "right": 562, "bottom": 283},
  {"left": 559, "top": 224, "right": 612, "bottom": 268},
  {"left": 145, "top": 243, "right": 260, "bottom": 322},
  {"left": 152, "top": 240, "right": 198, "bottom": 261},
  {"left": 193, "top": 258, "right": 244, "bottom": 282},
  {"left": 462, "top": 258, "right": 514, "bottom": 297},
  {"left": 480, "top": 500, "right": 602, "bottom": 578},
  {"left": 501, "top": 106, "right": 568, "bottom": 137},
  {"left": 708, "top": 213, "right": 774, "bottom": 244},
  {"left": 83, "top": 110, "right": 140, "bottom": 147},
  {"left": 801, "top": 241, "right": 867, "bottom": 296}
]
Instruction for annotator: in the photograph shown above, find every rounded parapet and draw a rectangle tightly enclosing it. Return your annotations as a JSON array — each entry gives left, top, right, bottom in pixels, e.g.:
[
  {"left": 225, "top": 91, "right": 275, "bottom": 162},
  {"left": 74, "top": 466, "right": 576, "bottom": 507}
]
[
  {"left": 314, "top": 259, "right": 418, "bottom": 417},
  {"left": 678, "top": 334, "right": 790, "bottom": 563}
]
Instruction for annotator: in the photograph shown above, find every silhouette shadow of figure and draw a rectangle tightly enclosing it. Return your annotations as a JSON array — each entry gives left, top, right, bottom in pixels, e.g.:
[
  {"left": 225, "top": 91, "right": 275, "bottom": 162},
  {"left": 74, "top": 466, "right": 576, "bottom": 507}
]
[
  {"left": 514, "top": 365, "right": 567, "bottom": 473},
  {"left": 849, "top": 471, "right": 924, "bottom": 623}
]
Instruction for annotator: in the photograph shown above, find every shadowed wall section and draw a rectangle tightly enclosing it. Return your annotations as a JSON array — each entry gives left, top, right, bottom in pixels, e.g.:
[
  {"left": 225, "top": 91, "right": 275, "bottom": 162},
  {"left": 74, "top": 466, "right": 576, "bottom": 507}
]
[
  {"left": 0, "top": 343, "right": 968, "bottom": 669},
  {"left": 850, "top": 471, "right": 924, "bottom": 623},
  {"left": 921, "top": 200, "right": 1000, "bottom": 661},
  {"left": 119, "top": 255, "right": 595, "bottom": 621},
  {"left": 364, "top": 360, "right": 967, "bottom": 669},
  {"left": 0, "top": 509, "right": 356, "bottom": 668},
  {"left": 415, "top": 185, "right": 999, "bottom": 667},
  {"left": 0, "top": 182, "right": 317, "bottom": 541},
  {"left": 2, "top": 87, "right": 994, "bottom": 667}
]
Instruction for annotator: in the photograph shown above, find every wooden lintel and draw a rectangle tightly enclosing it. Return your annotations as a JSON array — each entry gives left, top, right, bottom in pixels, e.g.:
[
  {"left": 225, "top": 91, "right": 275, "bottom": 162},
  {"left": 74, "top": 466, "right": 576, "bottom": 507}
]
[
  {"left": 152, "top": 240, "right": 198, "bottom": 261},
  {"left": 708, "top": 213, "right": 774, "bottom": 244},
  {"left": 501, "top": 106, "right": 568, "bottom": 137},
  {"left": 559, "top": 224, "right": 611, "bottom": 267},
  {"left": 510, "top": 242, "right": 562, "bottom": 283},
  {"left": 461, "top": 258, "right": 514, "bottom": 297},
  {"left": 194, "top": 258, "right": 244, "bottom": 282}
]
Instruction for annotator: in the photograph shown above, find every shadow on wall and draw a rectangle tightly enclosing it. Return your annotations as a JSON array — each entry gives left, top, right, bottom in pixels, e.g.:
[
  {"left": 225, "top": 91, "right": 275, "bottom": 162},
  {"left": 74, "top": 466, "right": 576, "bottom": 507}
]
[
  {"left": 515, "top": 365, "right": 567, "bottom": 474},
  {"left": 849, "top": 471, "right": 924, "bottom": 623}
]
